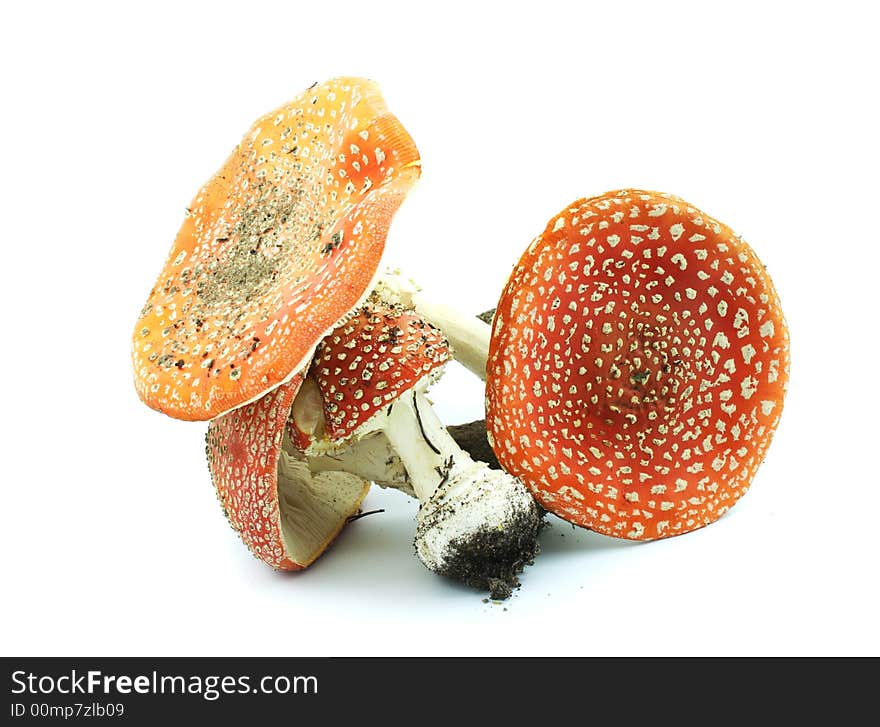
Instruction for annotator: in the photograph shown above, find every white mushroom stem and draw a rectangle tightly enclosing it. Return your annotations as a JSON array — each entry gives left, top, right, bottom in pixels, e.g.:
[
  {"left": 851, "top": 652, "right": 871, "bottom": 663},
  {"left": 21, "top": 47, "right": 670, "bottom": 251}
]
[
  {"left": 404, "top": 297, "right": 490, "bottom": 381},
  {"left": 384, "top": 390, "right": 473, "bottom": 502},
  {"left": 305, "top": 389, "right": 479, "bottom": 505},
  {"left": 294, "top": 382, "right": 540, "bottom": 590},
  {"left": 308, "top": 432, "right": 414, "bottom": 498},
  {"left": 378, "top": 272, "right": 491, "bottom": 381}
]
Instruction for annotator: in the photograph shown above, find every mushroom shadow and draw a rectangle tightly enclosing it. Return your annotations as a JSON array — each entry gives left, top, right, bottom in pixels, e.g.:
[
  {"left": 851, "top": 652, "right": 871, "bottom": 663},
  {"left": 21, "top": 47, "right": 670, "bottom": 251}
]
[
  {"left": 269, "top": 486, "right": 543, "bottom": 603},
  {"left": 270, "top": 488, "right": 460, "bottom": 603},
  {"left": 536, "top": 514, "right": 646, "bottom": 557}
]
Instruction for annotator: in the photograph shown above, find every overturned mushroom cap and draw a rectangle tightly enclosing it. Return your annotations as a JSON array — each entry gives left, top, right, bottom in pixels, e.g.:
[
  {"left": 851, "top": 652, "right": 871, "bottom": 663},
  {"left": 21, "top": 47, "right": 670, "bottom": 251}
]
[
  {"left": 206, "top": 375, "right": 370, "bottom": 570},
  {"left": 134, "top": 77, "right": 420, "bottom": 420},
  {"left": 486, "top": 190, "right": 790, "bottom": 540}
]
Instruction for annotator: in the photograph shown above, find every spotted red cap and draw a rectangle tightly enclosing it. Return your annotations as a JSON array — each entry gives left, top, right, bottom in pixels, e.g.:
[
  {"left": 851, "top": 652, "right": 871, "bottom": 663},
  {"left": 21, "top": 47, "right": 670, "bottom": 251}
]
[
  {"left": 486, "top": 190, "right": 790, "bottom": 540},
  {"left": 307, "top": 299, "right": 450, "bottom": 442},
  {"left": 206, "top": 375, "right": 370, "bottom": 570},
  {"left": 133, "top": 77, "right": 420, "bottom": 421}
]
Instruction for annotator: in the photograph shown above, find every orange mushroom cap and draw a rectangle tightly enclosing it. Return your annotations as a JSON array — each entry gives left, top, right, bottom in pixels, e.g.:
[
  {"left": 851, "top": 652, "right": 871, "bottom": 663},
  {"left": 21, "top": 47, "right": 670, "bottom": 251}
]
[
  {"left": 486, "top": 190, "right": 790, "bottom": 540},
  {"left": 310, "top": 299, "right": 451, "bottom": 442},
  {"left": 133, "top": 78, "right": 420, "bottom": 420},
  {"left": 205, "top": 375, "right": 370, "bottom": 570}
]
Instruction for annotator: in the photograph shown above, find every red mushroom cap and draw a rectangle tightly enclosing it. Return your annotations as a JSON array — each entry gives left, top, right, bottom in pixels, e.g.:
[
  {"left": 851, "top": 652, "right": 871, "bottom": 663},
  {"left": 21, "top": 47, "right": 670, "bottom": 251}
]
[
  {"left": 206, "top": 375, "right": 369, "bottom": 569},
  {"left": 306, "top": 298, "right": 451, "bottom": 443},
  {"left": 486, "top": 190, "right": 790, "bottom": 540},
  {"left": 133, "top": 77, "right": 419, "bottom": 421}
]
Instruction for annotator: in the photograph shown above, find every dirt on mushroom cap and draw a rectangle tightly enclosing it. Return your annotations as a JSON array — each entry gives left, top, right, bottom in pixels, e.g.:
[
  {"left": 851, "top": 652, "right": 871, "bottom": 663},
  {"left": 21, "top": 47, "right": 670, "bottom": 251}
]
[
  {"left": 308, "top": 296, "right": 451, "bottom": 442},
  {"left": 486, "top": 189, "right": 790, "bottom": 540},
  {"left": 133, "top": 78, "right": 420, "bottom": 421}
]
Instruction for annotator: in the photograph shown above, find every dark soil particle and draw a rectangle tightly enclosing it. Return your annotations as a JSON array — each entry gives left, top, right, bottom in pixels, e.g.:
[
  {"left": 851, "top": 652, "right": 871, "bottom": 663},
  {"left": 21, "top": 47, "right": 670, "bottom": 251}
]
[
  {"left": 441, "top": 418, "right": 549, "bottom": 600},
  {"left": 448, "top": 420, "right": 499, "bottom": 470},
  {"left": 477, "top": 308, "right": 496, "bottom": 325},
  {"left": 437, "top": 504, "right": 544, "bottom": 600}
]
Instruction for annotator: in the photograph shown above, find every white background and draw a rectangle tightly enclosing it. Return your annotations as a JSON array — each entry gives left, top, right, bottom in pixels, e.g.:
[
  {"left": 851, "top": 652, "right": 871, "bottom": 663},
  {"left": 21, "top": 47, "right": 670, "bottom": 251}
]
[{"left": 2, "top": 1, "right": 878, "bottom": 656}]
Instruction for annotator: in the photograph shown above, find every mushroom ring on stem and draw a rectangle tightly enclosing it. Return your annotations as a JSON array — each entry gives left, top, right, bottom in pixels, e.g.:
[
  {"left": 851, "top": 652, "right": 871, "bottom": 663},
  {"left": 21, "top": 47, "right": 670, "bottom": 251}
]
[
  {"left": 291, "top": 297, "right": 541, "bottom": 599},
  {"left": 133, "top": 77, "right": 420, "bottom": 421}
]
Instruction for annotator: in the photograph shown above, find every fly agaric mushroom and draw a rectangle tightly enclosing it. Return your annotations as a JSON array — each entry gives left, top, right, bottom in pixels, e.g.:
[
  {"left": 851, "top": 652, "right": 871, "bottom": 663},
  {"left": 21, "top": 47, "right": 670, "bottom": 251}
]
[
  {"left": 289, "top": 296, "right": 542, "bottom": 599},
  {"left": 133, "top": 77, "right": 419, "bottom": 421},
  {"left": 484, "top": 189, "right": 790, "bottom": 539},
  {"left": 380, "top": 272, "right": 492, "bottom": 380},
  {"left": 205, "top": 375, "right": 371, "bottom": 570}
]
